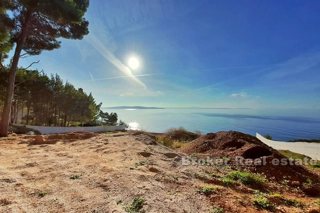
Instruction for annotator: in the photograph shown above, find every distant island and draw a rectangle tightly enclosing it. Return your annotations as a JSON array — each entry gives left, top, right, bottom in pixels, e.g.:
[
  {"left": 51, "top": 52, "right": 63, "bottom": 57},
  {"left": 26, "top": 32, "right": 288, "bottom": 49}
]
[{"left": 103, "top": 106, "right": 165, "bottom": 110}]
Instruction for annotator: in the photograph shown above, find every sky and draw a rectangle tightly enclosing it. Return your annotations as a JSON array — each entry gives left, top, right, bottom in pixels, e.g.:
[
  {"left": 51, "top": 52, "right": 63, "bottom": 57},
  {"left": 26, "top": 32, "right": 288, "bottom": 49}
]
[{"left": 17, "top": 0, "right": 320, "bottom": 109}]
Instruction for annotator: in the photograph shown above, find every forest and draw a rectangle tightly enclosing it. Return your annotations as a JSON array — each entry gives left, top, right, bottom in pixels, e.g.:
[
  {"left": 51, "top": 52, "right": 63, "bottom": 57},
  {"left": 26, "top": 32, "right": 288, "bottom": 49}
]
[{"left": 0, "top": 68, "right": 102, "bottom": 126}]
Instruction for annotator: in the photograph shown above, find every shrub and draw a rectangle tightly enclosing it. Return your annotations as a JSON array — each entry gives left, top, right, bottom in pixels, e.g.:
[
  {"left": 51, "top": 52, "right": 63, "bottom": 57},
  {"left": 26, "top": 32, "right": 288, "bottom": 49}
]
[
  {"left": 220, "top": 177, "right": 236, "bottom": 186},
  {"left": 253, "top": 194, "right": 274, "bottom": 210},
  {"left": 198, "top": 185, "right": 220, "bottom": 196},
  {"left": 157, "top": 128, "right": 200, "bottom": 148},
  {"left": 210, "top": 206, "right": 224, "bottom": 213},
  {"left": 36, "top": 191, "right": 48, "bottom": 198},
  {"left": 283, "top": 198, "right": 303, "bottom": 207},
  {"left": 70, "top": 174, "right": 81, "bottom": 180},
  {"left": 279, "top": 150, "right": 310, "bottom": 160},
  {"left": 311, "top": 162, "right": 320, "bottom": 169},
  {"left": 269, "top": 193, "right": 282, "bottom": 199},
  {"left": 264, "top": 134, "right": 272, "bottom": 140},
  {"left": 270, "top": 193, "right": 303, "bottom": 208},
  {"left": 125, "top": 197, "right": 145, "bottom": 213},
  {"left": 157, "top": 136, "right": 174, "bottom": 148},
  {"left": 166, "top": 127, "right": 200, "bottom": 141},
  {"left": 226, "top": 171, "right": 266, "bottom": 187}
]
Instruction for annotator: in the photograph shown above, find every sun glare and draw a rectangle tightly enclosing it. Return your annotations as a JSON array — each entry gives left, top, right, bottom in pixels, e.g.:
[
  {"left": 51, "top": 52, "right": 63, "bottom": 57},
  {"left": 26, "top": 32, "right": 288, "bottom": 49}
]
[{"left": 127, "top": 56, "right": 140, "bottom": 70}]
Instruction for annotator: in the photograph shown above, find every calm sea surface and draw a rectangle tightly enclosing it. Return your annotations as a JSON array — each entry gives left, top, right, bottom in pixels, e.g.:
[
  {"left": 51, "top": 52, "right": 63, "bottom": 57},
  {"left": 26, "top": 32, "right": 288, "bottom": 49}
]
[{"left": 110, "top": 108, "right": 320, "bottom": 140}]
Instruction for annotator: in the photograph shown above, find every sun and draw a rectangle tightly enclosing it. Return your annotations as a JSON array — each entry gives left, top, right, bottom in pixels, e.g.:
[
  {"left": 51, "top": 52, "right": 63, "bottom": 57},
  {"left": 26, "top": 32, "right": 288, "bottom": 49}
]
[{"left": 127, "top": 56, "right": 140, "bottom": 70}]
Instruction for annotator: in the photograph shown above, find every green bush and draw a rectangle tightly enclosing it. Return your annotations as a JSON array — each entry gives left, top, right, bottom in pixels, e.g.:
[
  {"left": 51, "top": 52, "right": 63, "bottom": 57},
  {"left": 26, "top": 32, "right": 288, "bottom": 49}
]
[
  {"left": 220, "top": 177, "right": 237, "bottom": 186},
  {"left": 253, "top": 194, "right": 274, "bottom": 210},
  {"left": 70, "top": 174, "right": 81, "bottom": 180},
  {"left": 264, "top": 134, "right": 272, "bottom": 140},
  {"left": 311, "top": 162, "right": 320, "bottom": 169},
  {"left": 283, "top": 198, "right": 303, "bottom": 208},
  {"left": 198, "top": 185, "right": 219, "bottom": 196},
  {"left": 210, "top": 206, "right": 224, "bottom": 213},
  {"left": 226, "top": 171, "right": 266, "bottom": 187},
  {"left": 125, "top": 197, "right": 145, "bottom": 213}
]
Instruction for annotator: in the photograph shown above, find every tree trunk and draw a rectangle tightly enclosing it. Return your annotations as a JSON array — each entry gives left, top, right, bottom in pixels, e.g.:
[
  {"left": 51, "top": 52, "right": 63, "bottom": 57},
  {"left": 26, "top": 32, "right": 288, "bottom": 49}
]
[
  {"left": 0, "top": 10, "right": 32, "bottom": 137},
  {"left": 26, "top": 104, "right": 30, "bottom": 125},
  {"left": 21, "top": 104, "right": 24, "bottom": 124}
]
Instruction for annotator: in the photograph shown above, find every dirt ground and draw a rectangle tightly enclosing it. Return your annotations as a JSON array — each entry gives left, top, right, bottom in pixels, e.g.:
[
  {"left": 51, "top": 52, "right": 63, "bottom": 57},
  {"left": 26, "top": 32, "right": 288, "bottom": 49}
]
[{"left": 0, "top": 132, "right": 319, "bottom": 213}]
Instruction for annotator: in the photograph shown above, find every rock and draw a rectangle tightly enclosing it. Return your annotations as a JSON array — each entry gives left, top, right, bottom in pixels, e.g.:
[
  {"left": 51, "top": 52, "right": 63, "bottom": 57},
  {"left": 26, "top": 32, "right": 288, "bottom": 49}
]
[
  {"left": 33, "top": 135, "right": 45, "bottom": 144},
  {"left": 163, "top": 152, "right": 180, "bottom": 158},
  {"left": 291, "top": 181, "right": 300, "bottom": 187},
  {"left": 47, "top": 134, "right": 64, "bottom": 140},
  {"left": 138, "top": 151, "right": 152, "bottom": 157},
  {"left": 149, "top": 167, "right": 160, "bottom": 173},
  {"left": 135, "top": 134, "right": 157, "bottom": 145},
  {"left": 303, "top": 184, "right": 320, "bottom": 197}
]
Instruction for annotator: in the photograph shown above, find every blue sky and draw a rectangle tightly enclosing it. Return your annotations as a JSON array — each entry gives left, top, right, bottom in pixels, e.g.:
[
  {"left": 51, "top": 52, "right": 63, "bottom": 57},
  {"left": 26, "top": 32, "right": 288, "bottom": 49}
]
[{"left": 17, "top": 0, "right": 320, "bottom": 109}]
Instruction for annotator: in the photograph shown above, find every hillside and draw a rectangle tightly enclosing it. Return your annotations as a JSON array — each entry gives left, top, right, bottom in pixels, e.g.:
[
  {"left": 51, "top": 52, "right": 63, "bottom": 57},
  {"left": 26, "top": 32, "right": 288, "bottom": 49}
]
[{"left": 0, "top": 131, "right": 319, "bottom": 213}]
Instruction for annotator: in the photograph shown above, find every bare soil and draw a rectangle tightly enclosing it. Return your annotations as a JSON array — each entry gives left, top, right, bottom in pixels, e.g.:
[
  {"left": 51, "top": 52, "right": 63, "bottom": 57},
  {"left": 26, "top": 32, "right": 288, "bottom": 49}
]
[{"left": 0, "top": 131, "right": 319, "bottom": 213}]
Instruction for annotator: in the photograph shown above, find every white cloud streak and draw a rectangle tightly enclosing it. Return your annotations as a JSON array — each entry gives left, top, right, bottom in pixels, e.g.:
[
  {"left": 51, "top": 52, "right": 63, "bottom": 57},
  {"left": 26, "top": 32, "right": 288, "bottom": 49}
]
[{"left": 230, "top": 92, "right": 248, "bottom": 98}]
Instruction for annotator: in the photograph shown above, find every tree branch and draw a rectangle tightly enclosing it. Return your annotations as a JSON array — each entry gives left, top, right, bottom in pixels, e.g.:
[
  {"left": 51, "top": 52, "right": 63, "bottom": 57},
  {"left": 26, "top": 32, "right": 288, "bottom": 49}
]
[
  {"left": 24, "top": 60, "right": 40, "bottom": 69},
  {"left": 20, "top": 52, "right": 30, "bottom": 58}
]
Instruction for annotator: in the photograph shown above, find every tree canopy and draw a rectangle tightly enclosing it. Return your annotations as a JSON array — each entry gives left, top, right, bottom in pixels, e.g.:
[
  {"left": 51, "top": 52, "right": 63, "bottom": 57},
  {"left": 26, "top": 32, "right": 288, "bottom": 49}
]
[
  {"left": 99, "top": 111, "right": 118, "bottom": 126},
  {"left": 0, "top": 68, "right": 101, "bottom": 126},
  {"left": 0, "top": 0, "right": 90, "bottom": 136}
]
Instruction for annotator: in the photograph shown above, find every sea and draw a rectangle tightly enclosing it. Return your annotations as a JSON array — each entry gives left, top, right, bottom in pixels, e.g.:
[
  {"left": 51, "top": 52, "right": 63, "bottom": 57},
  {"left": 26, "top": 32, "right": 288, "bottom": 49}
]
[{"left": 109, "top": 108, "right": 320, "bottom": 141}]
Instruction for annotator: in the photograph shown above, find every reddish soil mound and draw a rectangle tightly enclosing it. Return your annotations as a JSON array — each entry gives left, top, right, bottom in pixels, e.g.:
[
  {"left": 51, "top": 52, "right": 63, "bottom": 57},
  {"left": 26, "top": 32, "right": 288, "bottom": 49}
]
[
  {"left": 181, "top": 131, "right": 319, "bottom": 186},
  {"left": 181, "top": 131, "right": 274, "bottom": 158}
]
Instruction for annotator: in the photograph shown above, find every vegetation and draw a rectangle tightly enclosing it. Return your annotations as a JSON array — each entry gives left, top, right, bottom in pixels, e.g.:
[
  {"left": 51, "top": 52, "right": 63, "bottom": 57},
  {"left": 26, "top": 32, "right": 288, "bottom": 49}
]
[
  {"left": 312, "top": 162, "right": 320, "bottom": 168},
  {"left": 198, "top": 184, "right": 220, "bottom": 196},
  {"left": 0, "top": 69, "right": 101, "bottom": 127},
  {"left": 99, "top": 111, "right": 118, "bottom": 126},
  {"left": 0, "top": 0, "right": 90, "bottom": 136},
  {"left": 210, "top": 206, "right": 224, "bottom": 213},
  {"left": 165, "top": 128, "right": 200, "bottom": 141},
  {"left": 269, "top": 193, "right": 303, "bottom": 208},
  {"left": 279, "top": 150, "right": 311, "bottom": 160},
  {"left": 70, "top": 174, "right": 81, "bottom": 180},
  {"left": 253, "top": 194, "right": 274, "bottom": 210},
  {"left": 220, "top": 176, "right": 237, "bottom": 186},
  {"left": 125, "top": 197, "right": 145, "bottom": 213},
  {"left": 36, "top": 190, "right": 48, "bottom": 198},
  {"left": 264, "top": 134, "right": 273, "bottom": 140},
  {"left": 279, "top": 150, "right": 320, "bottom": 169},
  {"left": 157, "top": 128, "right": 200, "bottom": 148},
  {"left": 225, "top": 171, "right": 266, "bottom": 187},
  {"left": 283, "top": 198, "right": 303, "bottom": 207}
]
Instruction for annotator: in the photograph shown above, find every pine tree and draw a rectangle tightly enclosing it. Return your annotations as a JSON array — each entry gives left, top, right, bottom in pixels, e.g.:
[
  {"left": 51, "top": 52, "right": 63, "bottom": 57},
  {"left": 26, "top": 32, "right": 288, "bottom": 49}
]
[{"left": 0, "top": 0, "right": 90, "bottom": 136}]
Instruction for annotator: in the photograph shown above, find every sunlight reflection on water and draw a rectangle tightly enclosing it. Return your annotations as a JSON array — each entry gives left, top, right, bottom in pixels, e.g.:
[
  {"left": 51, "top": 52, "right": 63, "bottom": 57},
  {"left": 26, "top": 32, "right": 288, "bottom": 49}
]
[
  {"left": 128, "top": 121, "right": 140, "bottom": 130},
  {"left": 112, "top": 108, "right": 320, "bottom": 140}
]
